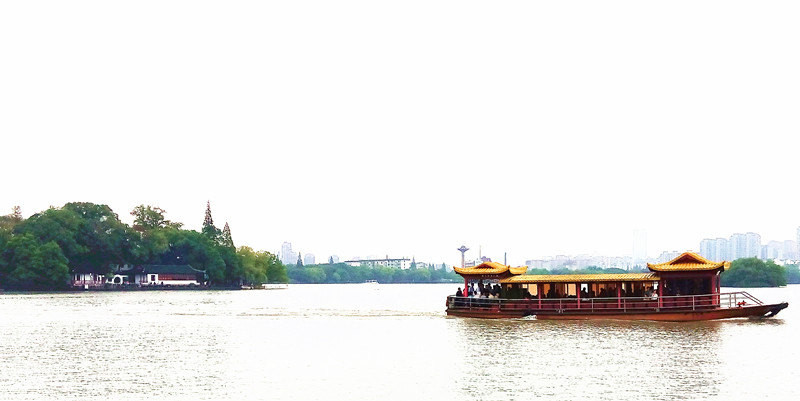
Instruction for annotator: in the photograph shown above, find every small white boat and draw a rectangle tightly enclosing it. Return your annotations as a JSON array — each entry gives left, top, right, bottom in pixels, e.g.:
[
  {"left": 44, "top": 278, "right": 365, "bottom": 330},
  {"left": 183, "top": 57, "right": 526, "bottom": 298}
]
[
  {"left": 363, "top": 280, "right": 379, "bottom": 284},
  {"left": 261, "top": 283, "right": 289, "bottom": 290}
]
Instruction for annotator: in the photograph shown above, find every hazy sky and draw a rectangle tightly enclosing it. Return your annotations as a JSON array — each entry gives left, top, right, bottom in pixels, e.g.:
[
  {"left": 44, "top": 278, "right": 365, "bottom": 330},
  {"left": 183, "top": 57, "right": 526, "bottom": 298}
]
[{"left": 2, "top": 1, "right": 798, "bottom": 266}]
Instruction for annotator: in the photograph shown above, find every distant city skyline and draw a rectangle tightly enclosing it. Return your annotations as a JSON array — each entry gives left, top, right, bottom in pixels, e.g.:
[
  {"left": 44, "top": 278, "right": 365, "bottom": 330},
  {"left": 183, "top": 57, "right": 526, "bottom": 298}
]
[{"left": 273, "top": 225, "right": 800, "bottom": 271}]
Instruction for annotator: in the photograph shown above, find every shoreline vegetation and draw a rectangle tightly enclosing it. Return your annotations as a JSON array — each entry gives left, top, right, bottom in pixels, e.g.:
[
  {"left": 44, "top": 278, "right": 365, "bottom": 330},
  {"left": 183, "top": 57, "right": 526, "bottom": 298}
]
[
  {"left": 720, "top": 258, "right": 799, "bottom": 287},
  {"left": 2, "top": 204, "right": 799, "bottom": 290},
  {"left": 0, "top": 202, "right": 288, "bottom": 291}
]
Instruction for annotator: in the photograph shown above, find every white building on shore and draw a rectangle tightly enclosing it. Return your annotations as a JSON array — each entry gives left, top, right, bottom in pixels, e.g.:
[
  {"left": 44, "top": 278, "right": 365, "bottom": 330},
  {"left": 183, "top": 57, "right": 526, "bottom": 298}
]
[{"left": 344, "top": 257, "right": 412, "bottom": 269}]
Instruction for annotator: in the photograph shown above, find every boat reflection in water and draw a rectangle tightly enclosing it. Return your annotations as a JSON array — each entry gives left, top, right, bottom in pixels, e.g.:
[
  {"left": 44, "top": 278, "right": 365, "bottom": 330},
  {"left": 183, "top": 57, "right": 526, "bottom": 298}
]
[
  {"left": 447, "top": 252, "right": 788, "bottom": 321},
  {"left": 452, "top": 316, "right": 729, "bottom": 399}
]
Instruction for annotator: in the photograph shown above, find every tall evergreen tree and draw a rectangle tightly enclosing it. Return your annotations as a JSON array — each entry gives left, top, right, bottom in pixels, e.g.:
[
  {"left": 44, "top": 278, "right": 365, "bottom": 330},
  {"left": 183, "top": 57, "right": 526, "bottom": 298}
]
[
  {"left": 221, "top": 222, "right": 234, "bottom": 248},
  {"left": 11, "top": 206, "right": 22, "bottom": 222},
  {"left": 328, "top": 256, "right": 334, "bottom": 264},
  {"left": 202, "top": 201, "right": 219, "bottom": 239},
  {"left": 296, "top": 252, "right": 303, "bottom": 267}
]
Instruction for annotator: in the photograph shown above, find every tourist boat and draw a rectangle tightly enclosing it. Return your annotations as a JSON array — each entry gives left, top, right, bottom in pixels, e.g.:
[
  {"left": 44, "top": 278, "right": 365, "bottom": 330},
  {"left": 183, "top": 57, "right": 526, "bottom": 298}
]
[
  {"left": 446, "top": 252, "right": 788, "bottom": 321},
  {"left": 363, "top": 280, "right": 379, "bottom": 284}
]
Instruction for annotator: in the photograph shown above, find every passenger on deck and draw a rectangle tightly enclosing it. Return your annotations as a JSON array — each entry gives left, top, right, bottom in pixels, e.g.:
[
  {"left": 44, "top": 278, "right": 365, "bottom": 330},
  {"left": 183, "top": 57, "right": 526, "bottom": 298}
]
[
  {"left": 467, "top": 285, "right": 474, "bottom": 297},
  {"left": 456, "top": 288, "right": 463, "bottom": 297},
  {"left": 581, "top": 287, "right": 588, "bottom": 299}
]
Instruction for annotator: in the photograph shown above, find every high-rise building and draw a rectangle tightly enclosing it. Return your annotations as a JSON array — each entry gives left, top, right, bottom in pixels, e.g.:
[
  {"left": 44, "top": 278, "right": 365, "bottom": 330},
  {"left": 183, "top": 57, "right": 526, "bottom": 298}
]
[
  {"left": 656, "top": 250, "right": 680, "bottom": 263},
  {"left": 783, "top": 240, "right": 798, "bottom": 260},
  {"left": 699, "top": 239, "right": 715, "bottom": 260},
  {"left": 765, "top": 241, "right": 783, "bottom": 260},
  {"left": 714, "top": 238, "right": 729, "bottom": 261},
  {"left": 728, "top": 233, "right": 746, "bottom": 260},
  {"left": 280, "top": 242, "right": 296, "bottom": 265},
  {"left": 745, "top": 232, "right": 761, "bottom": 258},
  {"left": 728, "top": 232, "right": 761, "bottom": 259},
  {"left": 699, "top": 237, "right": 730, "bottom": 261},
  {"left": 632, "top": 229, "right": 647, "bottom": 269},
  {"left": 760, "top": 245, "right": 770, "bottom": 260},
  {"left": 303, "top": 253, "right": 316, "bottom": 266},
  {"left": 796, "top": 227, "right": 800, "bottom": 258}
]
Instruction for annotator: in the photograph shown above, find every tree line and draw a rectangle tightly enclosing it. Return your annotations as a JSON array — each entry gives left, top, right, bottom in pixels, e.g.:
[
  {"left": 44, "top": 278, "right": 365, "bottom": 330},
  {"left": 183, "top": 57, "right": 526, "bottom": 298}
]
[
  {"left": 720, "top": 258, "right": 800, "bottom": 287},
  {"left": 287, "top": 262, "right": 462, "bottom": 284},
  {"left": 0, "top": 203, "right": 287, "bottom": 290}
]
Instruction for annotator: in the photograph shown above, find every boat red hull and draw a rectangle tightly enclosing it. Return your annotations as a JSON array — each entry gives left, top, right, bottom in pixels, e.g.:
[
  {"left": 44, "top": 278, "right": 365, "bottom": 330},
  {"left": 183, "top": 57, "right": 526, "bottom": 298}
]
[{"left": 446, "top": 302, "right": 788, "bottom": 321}]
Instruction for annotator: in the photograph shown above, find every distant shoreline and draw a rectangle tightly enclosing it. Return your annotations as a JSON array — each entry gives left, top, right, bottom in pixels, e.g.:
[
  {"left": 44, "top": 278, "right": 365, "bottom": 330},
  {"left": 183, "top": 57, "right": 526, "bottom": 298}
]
[{"left": 0, "top": 282, "right": 461, "bottom": 294}]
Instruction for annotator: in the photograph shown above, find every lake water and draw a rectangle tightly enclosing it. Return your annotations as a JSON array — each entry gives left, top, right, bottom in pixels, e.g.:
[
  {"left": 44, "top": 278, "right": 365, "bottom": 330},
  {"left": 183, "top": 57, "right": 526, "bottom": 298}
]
[{"left": 1, "top": 284, "right": 797, "bottom": 400}]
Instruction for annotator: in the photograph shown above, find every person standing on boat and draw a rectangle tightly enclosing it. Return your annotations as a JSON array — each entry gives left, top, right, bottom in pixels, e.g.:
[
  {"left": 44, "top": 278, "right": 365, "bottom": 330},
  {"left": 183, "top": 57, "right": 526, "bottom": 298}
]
[{"left": 456, "top": 288, "right": 463, "bottom": 297}]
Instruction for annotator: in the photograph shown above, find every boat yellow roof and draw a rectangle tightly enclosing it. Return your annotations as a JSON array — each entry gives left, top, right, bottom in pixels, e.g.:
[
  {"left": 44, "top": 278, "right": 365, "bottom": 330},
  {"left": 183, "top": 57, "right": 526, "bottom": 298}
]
[
  {"left": 501, "top": 272, "right": 659, "bottom": 284},
  {"left": 454, "top": 262, "right": 528, "bottom": 276},
  {"left": 647, "top": 252, "right": 729, "bottom": 272}
]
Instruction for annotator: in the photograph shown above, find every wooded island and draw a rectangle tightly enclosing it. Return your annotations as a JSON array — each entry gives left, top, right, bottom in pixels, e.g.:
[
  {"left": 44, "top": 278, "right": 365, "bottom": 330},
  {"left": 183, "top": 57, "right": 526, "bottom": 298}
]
[{"left": 0, "top": 202, "right": 286, "bottom": 290}]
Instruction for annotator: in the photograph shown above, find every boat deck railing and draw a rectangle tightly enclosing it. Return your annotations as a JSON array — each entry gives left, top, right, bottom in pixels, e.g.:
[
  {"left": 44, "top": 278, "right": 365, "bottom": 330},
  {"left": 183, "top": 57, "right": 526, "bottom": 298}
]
[{"left": 447, "top": 291, "right": 763, "bottom": 314}]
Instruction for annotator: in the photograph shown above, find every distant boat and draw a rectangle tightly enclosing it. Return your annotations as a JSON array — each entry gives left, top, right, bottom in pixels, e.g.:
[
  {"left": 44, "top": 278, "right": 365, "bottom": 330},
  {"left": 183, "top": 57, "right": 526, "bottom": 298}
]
[
  {"left": 364, "top": 280, "right": 379, "bottom": 284},
  {"left": 261, "top": 283, "right": 288, "bottom": 290}
]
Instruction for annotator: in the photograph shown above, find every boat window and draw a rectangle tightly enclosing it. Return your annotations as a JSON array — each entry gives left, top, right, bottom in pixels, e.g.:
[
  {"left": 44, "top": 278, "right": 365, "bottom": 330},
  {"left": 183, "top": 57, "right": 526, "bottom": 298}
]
[{"left": 664, "top": 277, "right": 713, "bottom": 296}]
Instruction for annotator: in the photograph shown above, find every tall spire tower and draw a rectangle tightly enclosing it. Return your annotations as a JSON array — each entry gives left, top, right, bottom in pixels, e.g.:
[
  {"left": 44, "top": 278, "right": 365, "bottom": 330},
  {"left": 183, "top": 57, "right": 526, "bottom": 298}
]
[{"left": 457, "top": 245, "right": 469, "bottom": 268}]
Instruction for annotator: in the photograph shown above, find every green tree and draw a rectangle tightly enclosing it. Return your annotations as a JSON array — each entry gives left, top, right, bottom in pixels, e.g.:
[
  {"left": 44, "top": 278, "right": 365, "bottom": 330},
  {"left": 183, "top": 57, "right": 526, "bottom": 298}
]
[
  {"left": 721, "top": 258, "right": 786, "bottom": 287},
  {"left": 303, "top": 266, "right": 326, "bottom": 283},
  {"left": 160, "top": 228, "right": 225, "bottom": 283},
  {"left": 218, "top": 244, "right": 243, "bottom": 285},
  {"left": 785, "top": 264, "right": 800, "bottom": 284},
  {"left": 221, "top": 222, "right": 234, "bottom": 248},
  {"left": 238, "top": 246, "right": 266, "bottom": 285},
  {"left": 1, "top": 234, "right": 69, "bottom": 290},
  {"left": 264, "top": 253, "right": 288, "bottom": 283},
  {"left": 0, "top": 206, "right": 23, "bottom": 231},
  {"left": 130, "top": 227, "right": 170, "bottom": 264},
  {"left": 131, "top": 205, "right": 181, "bottom": 231},
  {"left": 14, "top": 207, "right": 84, "bottom": 259},
  {"left": 16, "top": 203, "right": 135, "bottom": 276},
  {"left": 202, "top": 201, "right": 220, "bottom": 240},
  {"left": 62, "top": 202, "right": 135, "bottom": 274}
]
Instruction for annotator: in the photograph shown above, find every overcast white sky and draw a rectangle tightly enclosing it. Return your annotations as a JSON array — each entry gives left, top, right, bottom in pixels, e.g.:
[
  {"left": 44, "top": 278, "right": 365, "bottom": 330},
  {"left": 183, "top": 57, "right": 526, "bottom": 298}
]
[{"left": 1, "top": 1, "right": 798, "bottom": 266}]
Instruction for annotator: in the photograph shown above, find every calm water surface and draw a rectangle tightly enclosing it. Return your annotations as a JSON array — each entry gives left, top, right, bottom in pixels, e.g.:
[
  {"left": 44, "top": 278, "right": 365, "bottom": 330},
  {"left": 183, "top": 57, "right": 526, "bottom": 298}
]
[{"left": 1, "top": 284, "right": 798, "bottom": 400}]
